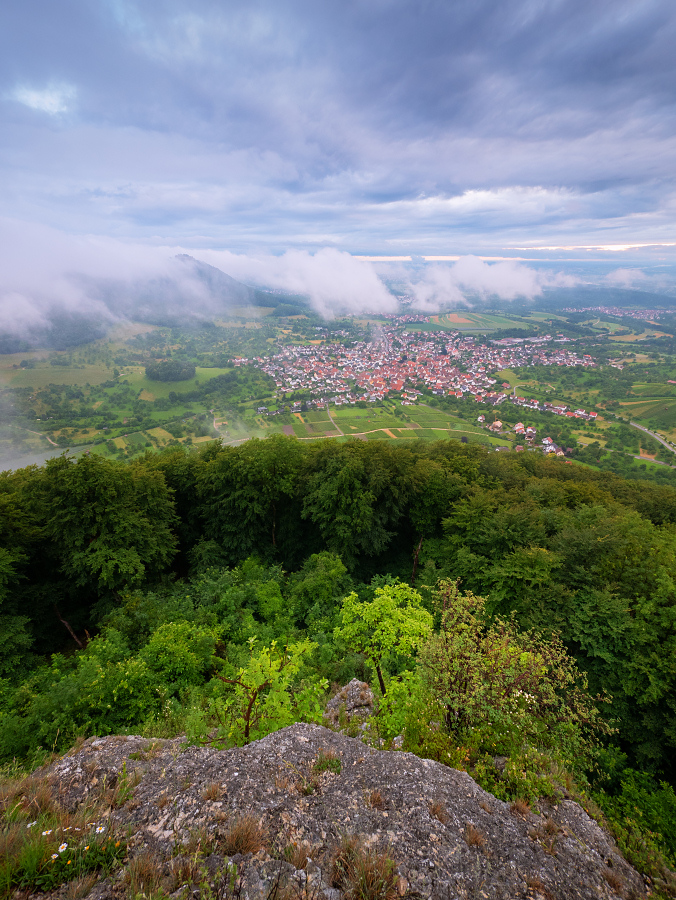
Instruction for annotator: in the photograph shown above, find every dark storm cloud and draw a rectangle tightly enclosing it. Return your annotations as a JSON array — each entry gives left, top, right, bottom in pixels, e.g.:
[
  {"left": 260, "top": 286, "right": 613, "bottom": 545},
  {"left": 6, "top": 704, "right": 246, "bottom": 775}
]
[{"left": 0, "top": 0, "right": 675, "bottom": 274}]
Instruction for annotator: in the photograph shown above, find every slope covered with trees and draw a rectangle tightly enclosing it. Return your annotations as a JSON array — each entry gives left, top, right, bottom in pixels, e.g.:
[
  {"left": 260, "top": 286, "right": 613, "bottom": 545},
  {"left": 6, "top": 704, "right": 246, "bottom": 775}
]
[{"left": 1, "top": 437, "right": 676, "bottom": 885}]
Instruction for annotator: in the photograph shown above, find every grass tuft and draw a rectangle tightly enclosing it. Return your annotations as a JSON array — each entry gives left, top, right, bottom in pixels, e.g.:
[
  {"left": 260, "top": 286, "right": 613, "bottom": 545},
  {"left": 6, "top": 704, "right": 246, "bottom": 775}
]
[
  {"left": 220, "top": 815, "right": 267, "bottom": 856},
  {"left": 510, "top": 799, "right": 531, "bottom": 818},
  {"left": 126, "top": 850, "right": 164, "bottom": 896},
  {"left": 283, "top": 842, "right": 319, "bottom": 871},
  {"left": 602, "top": 868, "right": 624, "bottom": 893},
  {"left": 429, "top": 801, "right": 448, "bottom": 825},
  {"left": 312, "top": 749, "right": 341, "bottom": 777},
  {"left": 329, "top": 837, "right": 398, "bottom": 900},
  {"left": 202, "top": 782, "right": 223, "bottom": 801},
  {"left": 464, "top": 823, "right": 486, "bottom": 848}
]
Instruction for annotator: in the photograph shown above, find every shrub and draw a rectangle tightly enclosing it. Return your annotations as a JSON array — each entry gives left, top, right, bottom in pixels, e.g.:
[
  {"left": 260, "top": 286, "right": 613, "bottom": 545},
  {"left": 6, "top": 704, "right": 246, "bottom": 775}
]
[
  {"left": 417, "top": 580, "right": 612, "bottom": 776},
  {"left": 188, "top": 638, "right": 326, "bottom": 747}
]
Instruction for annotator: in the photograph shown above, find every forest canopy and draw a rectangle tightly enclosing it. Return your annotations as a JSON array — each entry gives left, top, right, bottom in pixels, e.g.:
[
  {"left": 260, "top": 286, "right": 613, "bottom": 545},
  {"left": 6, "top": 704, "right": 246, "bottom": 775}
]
[{"left": 1, "top": 435, "right": 676, "bottom": 874}]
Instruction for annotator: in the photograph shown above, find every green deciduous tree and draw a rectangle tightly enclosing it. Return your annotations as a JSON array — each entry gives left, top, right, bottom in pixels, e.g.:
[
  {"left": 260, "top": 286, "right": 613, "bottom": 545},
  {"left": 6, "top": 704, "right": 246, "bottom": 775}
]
[
  {"left": 197, "top": 436, "right": 305, "bottom": 566},
  {"left": 40, "top": 454, "right": 177, "bottom": 594},
  {"left": 302, "top": 442, "right": 414, "bottom": 571},
  {"left": 334, "top": 582, "right": 433, "bottom": 695},
  {"left": 194, "top": 638, "right": 326, "bottom": 745}
]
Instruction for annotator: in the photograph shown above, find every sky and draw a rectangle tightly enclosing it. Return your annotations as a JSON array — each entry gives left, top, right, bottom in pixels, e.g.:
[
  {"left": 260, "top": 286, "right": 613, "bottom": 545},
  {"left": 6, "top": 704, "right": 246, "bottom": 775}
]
[{"left": 2, "top": 0, "right": 676, "bottom": 319}]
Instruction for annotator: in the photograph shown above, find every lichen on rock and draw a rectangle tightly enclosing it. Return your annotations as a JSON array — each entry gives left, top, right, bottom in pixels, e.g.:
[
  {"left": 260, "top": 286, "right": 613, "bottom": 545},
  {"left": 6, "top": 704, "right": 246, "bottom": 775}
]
[{"left": 42, "top": 723, "right": 646, "bottom": 900}]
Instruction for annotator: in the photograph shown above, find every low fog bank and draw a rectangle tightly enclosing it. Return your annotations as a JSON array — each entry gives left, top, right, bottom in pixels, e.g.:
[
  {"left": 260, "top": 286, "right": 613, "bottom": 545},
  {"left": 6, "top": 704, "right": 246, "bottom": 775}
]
[{"left": 1, "top": 222, "right": 673, "bottom": 351}]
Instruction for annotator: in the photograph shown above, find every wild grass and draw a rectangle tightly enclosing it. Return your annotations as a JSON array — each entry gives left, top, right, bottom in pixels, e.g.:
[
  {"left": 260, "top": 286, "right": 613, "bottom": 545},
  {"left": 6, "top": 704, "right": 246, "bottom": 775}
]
[
  {"left": 329, "top": 836, "right": 398, "bottom": 900},
  {"left": 125, "top": 850, "right": 164, "bottom": 896},
  {"left": 510, "top": 799, "right": 531, "bottom": 818},
  {"left": 283, "top": 842, "right": 319, "bottom": 870},
  {"left": 219, "top": 815, "right": 267, "bottom": 856},
  {"left": 202, "top": 781, "right": 223, "bottom": 801},
  {"left": 0, "top": 771, "right": 126, "bottom": 899},
  {"left": 312, "top": 749, "right": 341, "bottom": 776},
  {"left": 429, "top": 801, "right": 448, "bottom": 825},
  {"left": 464, "top": 824, "right": 486, "bottom": 848}
]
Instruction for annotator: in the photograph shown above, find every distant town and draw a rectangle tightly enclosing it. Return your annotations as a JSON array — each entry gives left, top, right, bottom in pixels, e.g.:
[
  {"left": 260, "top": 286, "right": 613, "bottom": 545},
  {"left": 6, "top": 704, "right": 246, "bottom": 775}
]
[{"left": 237, "top": 324, "right": 595, "bottom": 408}]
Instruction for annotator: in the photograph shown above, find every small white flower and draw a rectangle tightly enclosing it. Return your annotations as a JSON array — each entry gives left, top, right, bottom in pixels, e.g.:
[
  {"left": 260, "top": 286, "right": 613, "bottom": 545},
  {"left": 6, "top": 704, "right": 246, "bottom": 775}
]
[
  {"left": 96, "top": 825, "right": 106, "bottom": 834},
  {"left": 51, "top": 854, "right": 59, "bottom": 860},
  {"left": 42, "top": 829, "right": 53, "bottom": 836},
  {"left": 59, "top": 843, "right": 68, "bottom": 852},
  {"left": 27, "top": 821, "right": 37, "bottom": 828}
]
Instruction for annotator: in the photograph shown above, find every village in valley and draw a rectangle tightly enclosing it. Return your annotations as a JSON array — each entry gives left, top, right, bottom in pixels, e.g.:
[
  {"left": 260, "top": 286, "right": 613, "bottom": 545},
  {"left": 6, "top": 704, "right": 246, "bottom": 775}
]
[
  {"left": 2, "top": 303, "right": 676, "bottom": 480},
  {"left": 239, "top": 323, "right": 601, "bottom": 456}
]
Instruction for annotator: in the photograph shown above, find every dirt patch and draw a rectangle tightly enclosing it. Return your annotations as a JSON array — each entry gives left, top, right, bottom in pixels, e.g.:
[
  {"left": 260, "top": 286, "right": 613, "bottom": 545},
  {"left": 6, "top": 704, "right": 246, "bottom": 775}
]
[
  {"left": 283, "top": 425, "right": 294, "bottom": 436},
  {"left": 445, "top": 312, "right": 473, "bottom": 324}
]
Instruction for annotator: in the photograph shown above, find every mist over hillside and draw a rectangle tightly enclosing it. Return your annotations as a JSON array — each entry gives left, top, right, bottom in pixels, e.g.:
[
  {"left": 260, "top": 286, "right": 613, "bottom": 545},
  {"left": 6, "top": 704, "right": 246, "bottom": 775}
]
[
  {"left": 0, "top": 255, "right": 308, "bottom": 353},
  {"left": 2, "top": 246, "right": 676, "bottom": 353}
]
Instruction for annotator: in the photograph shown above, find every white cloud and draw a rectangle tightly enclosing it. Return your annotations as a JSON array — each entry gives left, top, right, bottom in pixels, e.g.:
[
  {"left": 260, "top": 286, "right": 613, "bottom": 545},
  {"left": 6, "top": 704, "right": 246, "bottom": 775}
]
[
  {"left": 196, "top": 247, "right": 397, "bottom": 318},
  {"left": 12, "top": 82, "right": 76, "bottom": 115},
  {"left": 405, "top": 256, "right": 578, "bottom": 311},
  {"left": 0, "top": 221, "right": 398, "bottom": 329},
  {"left": 604, "top": 268, "right": 650, "bottom": 288}
]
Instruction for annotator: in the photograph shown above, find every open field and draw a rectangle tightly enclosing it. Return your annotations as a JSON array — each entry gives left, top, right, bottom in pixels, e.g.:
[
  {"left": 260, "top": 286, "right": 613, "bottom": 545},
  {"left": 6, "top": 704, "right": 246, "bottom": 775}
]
[
  {"left": 580, "top": 318, "right": 628, "bottom": 333},
  {"left": 409, "top": 311, "right": 520, "bottom": 332},
  {"left": 122, "top": 365, "right": 233, "bottom": 397},
  {"left": 0, "top": 363, "right": 115, "bottom": 388},
  {"left": 609, "top": 329, "right": 673, "bottom": 342},
  {"left": 631, "top": 383, "right": 676, "bottom": 397}
]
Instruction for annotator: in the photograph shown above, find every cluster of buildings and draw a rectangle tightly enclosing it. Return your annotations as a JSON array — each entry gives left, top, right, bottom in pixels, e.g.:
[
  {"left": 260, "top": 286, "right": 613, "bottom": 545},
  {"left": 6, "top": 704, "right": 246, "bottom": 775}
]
[
  {"left": 478, "top": 417, "right": 573, "bottom": 457},
  {"left": 509, "top": 395, "right": 598, "bottom": 421},
  {"left": 253, "top": 326, "right": 597, "bottom": 405},
  {"left": 563, "top": 305, "right": 667, "bottom": 321}
]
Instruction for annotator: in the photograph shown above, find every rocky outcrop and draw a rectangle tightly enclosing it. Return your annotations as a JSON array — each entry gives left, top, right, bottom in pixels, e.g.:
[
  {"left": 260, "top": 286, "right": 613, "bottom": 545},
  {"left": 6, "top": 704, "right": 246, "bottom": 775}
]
[
  {"left": 324, "top": 679, "right": 374, "bottom": 727},
  {"left": 45, "top": 723, "right": 646, "bottom": 900}
]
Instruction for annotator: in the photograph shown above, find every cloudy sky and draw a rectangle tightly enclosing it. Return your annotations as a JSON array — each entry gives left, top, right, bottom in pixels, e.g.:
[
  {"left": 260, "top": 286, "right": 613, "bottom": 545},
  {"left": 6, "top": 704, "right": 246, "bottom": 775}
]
[{"left": 2, "top": 0, "right": 676, "bottom": 325}]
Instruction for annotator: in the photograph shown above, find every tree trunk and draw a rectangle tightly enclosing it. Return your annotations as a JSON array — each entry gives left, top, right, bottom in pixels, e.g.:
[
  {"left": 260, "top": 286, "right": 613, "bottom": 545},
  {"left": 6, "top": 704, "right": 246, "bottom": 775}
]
[
  {"left": 375, "top": 663, "right": 387, "bottom": 697},
  {"left": 53, "top": 605, "right": 84, "bottom": 649},
  {"left": 411, "top": 535, "right": 424, "bottom": 586}
]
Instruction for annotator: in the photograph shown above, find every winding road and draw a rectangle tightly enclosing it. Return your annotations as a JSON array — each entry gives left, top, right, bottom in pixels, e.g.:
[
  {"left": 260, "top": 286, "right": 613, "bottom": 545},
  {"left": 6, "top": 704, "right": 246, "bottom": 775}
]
[{"left": 628, "top": 421, "right": 676, "bottom": 456}]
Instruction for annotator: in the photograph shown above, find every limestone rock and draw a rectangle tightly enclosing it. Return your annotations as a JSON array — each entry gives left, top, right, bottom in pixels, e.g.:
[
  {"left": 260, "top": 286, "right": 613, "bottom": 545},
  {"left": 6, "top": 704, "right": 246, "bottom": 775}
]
[
  {"left": 324, "top": 679, "right": 374, "bottom": 727},
  {"left": 42, "top": 723, "right": 647, "bottom": 900}
]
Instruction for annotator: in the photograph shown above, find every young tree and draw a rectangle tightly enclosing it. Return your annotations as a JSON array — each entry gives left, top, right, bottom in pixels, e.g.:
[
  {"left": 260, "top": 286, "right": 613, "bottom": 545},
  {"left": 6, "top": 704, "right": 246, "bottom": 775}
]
[
  {"left": 202, "top": 638, "right": 326, "bottom": 745},
  {"left": 334, "top": 583, "right": 433, "bottom": 695}
]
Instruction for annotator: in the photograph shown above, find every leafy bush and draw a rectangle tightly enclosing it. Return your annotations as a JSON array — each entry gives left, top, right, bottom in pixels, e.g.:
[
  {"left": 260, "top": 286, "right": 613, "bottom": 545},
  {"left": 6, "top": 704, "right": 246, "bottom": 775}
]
[
  {"left": 417, "top": 580, "right": 612, "bottom": 776},
  {"left": 187, "top": 638, "right": 327, "bottom": 746}
]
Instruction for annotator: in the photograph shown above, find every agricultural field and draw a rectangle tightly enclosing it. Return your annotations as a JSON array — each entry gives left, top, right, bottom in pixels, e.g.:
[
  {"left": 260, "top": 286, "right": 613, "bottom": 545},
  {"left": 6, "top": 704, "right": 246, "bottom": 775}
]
[
  {"left": 410, "top": 311, "right": 519, "bottom": 332},
  {"left": 3, "top": 305, "right": 676, "bottom": 482}
]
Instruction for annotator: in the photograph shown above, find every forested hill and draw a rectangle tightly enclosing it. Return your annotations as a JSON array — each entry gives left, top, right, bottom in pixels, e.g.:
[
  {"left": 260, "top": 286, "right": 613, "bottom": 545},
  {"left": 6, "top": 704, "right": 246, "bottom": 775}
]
[{"left": 2, "top": 436, "right": 676, "bottom": 884}]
